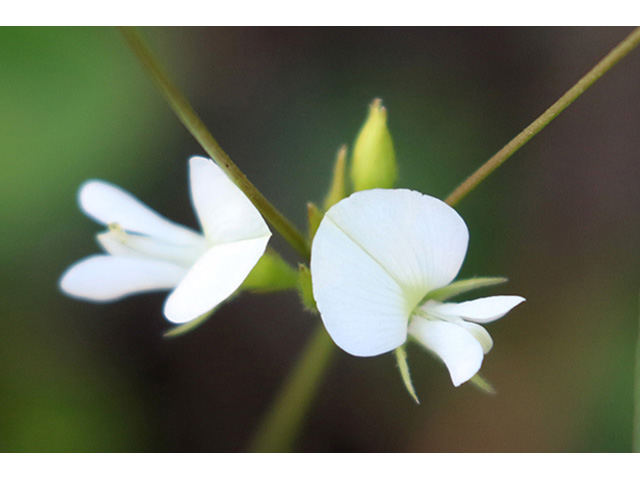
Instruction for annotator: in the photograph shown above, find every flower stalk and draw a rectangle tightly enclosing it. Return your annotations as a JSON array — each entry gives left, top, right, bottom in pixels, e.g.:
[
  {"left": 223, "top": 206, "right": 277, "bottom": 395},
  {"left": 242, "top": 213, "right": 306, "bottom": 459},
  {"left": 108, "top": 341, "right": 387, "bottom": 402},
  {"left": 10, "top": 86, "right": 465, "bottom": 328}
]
[
  {"left": 445, "top": 27, "right": 640, "bottom": 207},
  {"left": 118, "top": 27, "right": 311, "bottom": 261}
]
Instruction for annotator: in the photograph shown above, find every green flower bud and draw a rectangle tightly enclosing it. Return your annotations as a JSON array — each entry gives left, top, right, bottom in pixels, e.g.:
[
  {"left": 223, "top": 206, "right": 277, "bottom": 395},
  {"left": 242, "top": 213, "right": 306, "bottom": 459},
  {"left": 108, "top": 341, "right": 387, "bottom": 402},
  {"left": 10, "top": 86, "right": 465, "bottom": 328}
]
[{"left": 351, "top": 98, "right": 397, "bottom": 191}]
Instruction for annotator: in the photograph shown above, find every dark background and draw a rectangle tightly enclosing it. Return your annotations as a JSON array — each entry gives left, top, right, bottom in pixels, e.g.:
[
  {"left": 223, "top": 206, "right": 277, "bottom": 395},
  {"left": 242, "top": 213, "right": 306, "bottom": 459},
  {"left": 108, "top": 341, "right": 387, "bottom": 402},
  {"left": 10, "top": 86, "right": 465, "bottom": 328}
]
[{"left": 1, "top": 27, "right": 640, "bottom": 452}]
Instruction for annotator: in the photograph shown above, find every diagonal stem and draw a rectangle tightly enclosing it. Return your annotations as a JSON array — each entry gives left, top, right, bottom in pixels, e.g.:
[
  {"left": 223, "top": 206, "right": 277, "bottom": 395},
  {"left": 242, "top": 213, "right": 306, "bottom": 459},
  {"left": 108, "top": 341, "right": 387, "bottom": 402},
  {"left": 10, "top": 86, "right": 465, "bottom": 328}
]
[
  {"left": 118, "top": 27, "right": 310, "bottom": 262},
  {"left": 445, "top": 27, "right": 640, "bottom": 207}
]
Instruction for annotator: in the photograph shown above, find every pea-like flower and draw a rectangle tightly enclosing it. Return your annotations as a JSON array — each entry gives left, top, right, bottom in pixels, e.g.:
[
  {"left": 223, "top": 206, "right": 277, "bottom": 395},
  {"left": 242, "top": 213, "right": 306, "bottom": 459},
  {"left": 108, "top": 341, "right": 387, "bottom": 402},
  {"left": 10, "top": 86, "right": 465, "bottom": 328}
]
[
  {"left": 59, "top": 156, "right": 271, "bottom": 324},
  {"left": 310, "top": 189, "right": 524, "bottom": 386}
]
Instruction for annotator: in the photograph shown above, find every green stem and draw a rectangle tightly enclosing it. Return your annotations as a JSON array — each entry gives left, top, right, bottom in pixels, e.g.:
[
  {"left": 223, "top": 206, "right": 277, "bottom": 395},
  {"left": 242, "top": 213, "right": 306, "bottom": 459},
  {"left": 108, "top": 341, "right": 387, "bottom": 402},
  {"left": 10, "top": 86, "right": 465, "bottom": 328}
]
[
  {"left": 445, "top": 27, "right": 640, "bottom": 207},
  {"left": 118, "top": 27, "right": 310, "bottom": 261},
  {"left": 248, "top": 325, "right": 335, "bottom": 452},
  {"left": 633, "top": 290, "right": 640, "bottom": 452}
]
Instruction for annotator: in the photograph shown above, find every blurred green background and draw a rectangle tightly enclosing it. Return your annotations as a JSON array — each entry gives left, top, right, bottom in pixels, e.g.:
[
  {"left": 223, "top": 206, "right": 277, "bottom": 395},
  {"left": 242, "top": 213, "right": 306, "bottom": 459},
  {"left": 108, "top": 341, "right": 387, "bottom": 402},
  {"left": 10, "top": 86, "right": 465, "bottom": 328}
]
[{"left": 1, "top": 27, "right": 639, "bottom": 452}]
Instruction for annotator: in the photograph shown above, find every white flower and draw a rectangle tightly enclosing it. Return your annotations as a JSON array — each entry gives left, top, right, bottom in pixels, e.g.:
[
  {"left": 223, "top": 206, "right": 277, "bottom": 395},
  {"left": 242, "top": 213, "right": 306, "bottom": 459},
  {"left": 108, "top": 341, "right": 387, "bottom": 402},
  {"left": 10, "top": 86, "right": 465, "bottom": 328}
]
[
  {"left": 310, "top": 189, "right": 524, "bottom": 386},
  {"left": 59, "top": 156, "right": 271, "bottom": 324}
]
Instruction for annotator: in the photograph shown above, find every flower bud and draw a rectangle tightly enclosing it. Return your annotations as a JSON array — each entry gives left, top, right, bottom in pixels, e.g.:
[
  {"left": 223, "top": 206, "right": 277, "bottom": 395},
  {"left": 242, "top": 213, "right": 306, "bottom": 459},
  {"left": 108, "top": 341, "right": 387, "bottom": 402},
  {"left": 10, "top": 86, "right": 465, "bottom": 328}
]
[{"left": 350, "top": 99, "right": 397, "bottom": 191}]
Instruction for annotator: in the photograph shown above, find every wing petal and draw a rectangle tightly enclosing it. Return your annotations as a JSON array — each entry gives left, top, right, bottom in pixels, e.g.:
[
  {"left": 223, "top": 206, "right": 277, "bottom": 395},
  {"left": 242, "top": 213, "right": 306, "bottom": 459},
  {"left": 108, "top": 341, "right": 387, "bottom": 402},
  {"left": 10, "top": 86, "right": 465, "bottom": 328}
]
[
  {"left": 163, "top": 235, "right": 270, "bottom": 324},
  {"left": 59, "top": 254, "right": 187, "bottom": 301}
]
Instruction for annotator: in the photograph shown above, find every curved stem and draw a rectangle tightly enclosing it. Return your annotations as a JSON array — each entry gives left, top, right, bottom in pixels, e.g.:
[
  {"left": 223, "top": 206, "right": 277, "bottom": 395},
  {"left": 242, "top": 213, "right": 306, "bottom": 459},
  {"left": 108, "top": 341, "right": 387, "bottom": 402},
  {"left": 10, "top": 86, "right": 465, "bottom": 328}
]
[
  {"left": 248, "top": 325, "right": 335, "bottom": 452},
  {"left": 118, "top": 27, "right": 311, "bottom": 262},
  {"left": 445, "top": 27, "right": 640, "bottom": 207}
]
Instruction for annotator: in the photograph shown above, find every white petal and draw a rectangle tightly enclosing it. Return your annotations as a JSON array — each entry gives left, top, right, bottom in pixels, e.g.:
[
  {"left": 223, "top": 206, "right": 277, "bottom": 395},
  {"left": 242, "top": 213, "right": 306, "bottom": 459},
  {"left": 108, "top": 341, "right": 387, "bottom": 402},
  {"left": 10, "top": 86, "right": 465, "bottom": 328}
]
[
  {"left": 409, "top": 318, "right": 484, "bottom": 386},
  {"left": 189, "top": 156, "right": 271, "bottom": 244},
  {"left": 311, "top": 189, "right": 468, "bottom": 357},
  {"left": 321, "top": 189, "right": 468, "bottom": 304},
  {"left": 79, "top": 180, "right": 202, "bottom": 246},
  {"left": 163, "top": 235, "right": 270, "bottom": 323},
  {"left": 455, "top": 320, "right": 493, "bottom": 354},
  {"left": 430, "top": 295, "right": 526, "bottom": 324},
  {"left": 97, "top": 229, "right": 206, "bottom": 267},
  {"left": 311, "top": 215, "right": 410, "bottom": 356},
  {"left": 59, "top": 254, "right": 187, "bottom": 302},
  {"left": 97, "top": 230, "right": 141, "bottom": 257}
]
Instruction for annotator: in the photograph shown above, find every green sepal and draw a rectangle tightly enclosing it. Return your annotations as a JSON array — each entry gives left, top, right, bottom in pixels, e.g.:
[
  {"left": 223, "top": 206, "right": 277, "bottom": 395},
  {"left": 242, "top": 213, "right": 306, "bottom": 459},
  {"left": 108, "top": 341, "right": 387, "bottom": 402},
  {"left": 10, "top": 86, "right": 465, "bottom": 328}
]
[
  {"left": 241, "top": 249, "right": 298, "bottom": 293},
  {"left": 163, "top": 308, "right": 217, "bottom": 338},
  {"left": 297, "top": 264, "right": 317, "bottom": 312},
  {"left": 423, "top": 277, "right": 508, "bottom": 302},
  {"left": 468, "top": 373, "right": 496, "bottom": 395},
  {"left": 395, "top": 345, "right": 420, "bottom": 404},
  {"left": 323, "top": 145, "right": 348, "bottom": 211},
  {"left": 307, "top": 202, "right": 323, "bottom": 241}
]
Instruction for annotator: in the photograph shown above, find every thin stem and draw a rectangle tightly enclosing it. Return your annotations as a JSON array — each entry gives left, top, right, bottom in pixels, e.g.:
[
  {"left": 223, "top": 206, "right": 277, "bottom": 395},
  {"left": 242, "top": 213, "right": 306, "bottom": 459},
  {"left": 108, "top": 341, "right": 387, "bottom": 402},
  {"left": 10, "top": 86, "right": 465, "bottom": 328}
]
[
  {"left": 445, "top": 27, "right": 640, "bottom": 207},
  {"left": 118, "top": 27, "right": 310, "bottom": 261},
  {"left": 633, "top": 290, "right": 640, "bottom": 452},
  {"left": 248, "top": 325, "right": 335, "bottom": 452}
]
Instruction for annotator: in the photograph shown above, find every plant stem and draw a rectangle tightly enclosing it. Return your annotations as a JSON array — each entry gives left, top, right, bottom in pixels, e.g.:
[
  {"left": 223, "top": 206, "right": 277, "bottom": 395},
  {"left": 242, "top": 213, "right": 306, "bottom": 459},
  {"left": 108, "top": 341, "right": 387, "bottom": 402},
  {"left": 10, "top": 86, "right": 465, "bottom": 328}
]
[
  {"left": 445, "top": 27, "right": 640, "bottom": 207},
  {"left": 118, "top": 27, "right": 311, "bottom": 261},
  {"left": 248, "top": 325, "right": 335, "bottom": 452}
]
